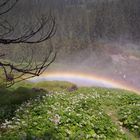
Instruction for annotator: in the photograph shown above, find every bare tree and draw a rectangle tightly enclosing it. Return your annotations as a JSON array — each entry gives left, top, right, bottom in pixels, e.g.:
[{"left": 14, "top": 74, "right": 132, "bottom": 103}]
[{"left": 0, "top": 0, "right": 56, "bottom": 87}]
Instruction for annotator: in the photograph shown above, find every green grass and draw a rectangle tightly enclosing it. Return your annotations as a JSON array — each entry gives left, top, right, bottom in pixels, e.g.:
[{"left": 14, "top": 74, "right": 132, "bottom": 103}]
[
  {"left": 0, "top": 81, "right": 76, "bottom": 124},
  {"left": 34, "top": 81, "right": 76, "bottom": 92},
  {"left": 0, "top": 86, "right": 46, "bottom": 123},
  {"left": 0, "top": 81, "right": 140, "bottom": 140}
]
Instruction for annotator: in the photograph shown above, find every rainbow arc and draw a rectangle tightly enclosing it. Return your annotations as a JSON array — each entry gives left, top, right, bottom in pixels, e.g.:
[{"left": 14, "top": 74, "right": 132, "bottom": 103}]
[{"left": 30, "top": 71, "right": 140, "bottom": 94}]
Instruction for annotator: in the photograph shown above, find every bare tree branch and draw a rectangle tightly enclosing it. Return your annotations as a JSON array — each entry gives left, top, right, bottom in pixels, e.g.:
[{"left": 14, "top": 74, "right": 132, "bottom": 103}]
[
  {"left": 0, "top": 16, "right": 56, "bottom": 44},
  {"left": 0, "top": 0, "right": 57, "bottom": 87},
  {"left": 0, "top": 0, "right": 19, "bottom": 15}
]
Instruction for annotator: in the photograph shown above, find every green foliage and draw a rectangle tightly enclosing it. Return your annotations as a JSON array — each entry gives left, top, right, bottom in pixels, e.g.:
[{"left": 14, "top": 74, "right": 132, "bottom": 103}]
[
  {"left": 0, "top": 86, "right": 46, "bottom": 123},
  {"left": 0, "top": 83, "right": 140, "bottom": 139},
  {"left": 118, "top": 105, "right": 140, "bottom": 136},
  {"left": 34, "top": 81, "right": 76, "bottom": 91},
  {"left": 0, "top": 81, "right": 76, "bottom": 124}
]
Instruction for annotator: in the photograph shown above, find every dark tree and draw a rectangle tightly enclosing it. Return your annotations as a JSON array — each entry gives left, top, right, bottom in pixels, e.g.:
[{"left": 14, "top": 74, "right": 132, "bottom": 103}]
[{"left": 0, "top": 0, "right": 56, "bottom": 87}]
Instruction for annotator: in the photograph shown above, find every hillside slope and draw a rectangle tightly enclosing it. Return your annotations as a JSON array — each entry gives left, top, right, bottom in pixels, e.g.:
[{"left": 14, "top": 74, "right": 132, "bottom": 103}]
[{"left": 0, "top": 82, "right": 140, "bottom": 140}]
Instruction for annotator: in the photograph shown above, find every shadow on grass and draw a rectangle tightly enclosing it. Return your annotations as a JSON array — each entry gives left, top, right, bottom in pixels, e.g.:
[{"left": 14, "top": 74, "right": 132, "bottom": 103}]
[
  {"left": 24, "top": 128, "right": 58, "bottom": 140},
  {"left": 0, "top": 81, "right": 77, "bottom": 124},
  {"left": 0, "top": 87, "right": 46, "bottom": 123}
]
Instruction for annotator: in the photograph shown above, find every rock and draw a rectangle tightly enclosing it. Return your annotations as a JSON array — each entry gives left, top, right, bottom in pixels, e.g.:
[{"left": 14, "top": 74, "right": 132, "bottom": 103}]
[
  {"left": 67, "top": 85, "right": 78, "bottom": 92},
  {"left": 31, "top": 88, "right": 46, "bottom": 93}
]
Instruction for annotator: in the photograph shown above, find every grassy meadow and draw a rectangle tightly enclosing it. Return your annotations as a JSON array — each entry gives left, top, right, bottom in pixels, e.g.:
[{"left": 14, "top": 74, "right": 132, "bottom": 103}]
[{"left": 0, "top": 81, "right": 140, "bottom": 140}]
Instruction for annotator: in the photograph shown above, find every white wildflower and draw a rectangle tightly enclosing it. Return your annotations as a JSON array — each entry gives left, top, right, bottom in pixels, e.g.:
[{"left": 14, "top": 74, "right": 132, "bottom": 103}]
[{"left": 51, "top": 114, "right": 61, "bottom": 125}]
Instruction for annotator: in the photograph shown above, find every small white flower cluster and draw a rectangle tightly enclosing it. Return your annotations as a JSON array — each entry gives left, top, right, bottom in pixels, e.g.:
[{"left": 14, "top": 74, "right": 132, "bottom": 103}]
[
  {"left": 50, "top": 114, "right": 61, "bottom": 125},
  {"left": 1, "top": 119, "right": 14, "bottom": 129}
]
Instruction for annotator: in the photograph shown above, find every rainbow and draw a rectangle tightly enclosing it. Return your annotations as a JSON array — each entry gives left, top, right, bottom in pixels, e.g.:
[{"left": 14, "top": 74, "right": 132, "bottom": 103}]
[{"left": 30, "top": 71, "right": 140, "bottom": 94}]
